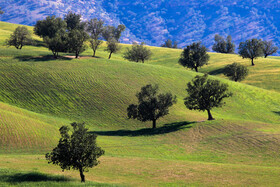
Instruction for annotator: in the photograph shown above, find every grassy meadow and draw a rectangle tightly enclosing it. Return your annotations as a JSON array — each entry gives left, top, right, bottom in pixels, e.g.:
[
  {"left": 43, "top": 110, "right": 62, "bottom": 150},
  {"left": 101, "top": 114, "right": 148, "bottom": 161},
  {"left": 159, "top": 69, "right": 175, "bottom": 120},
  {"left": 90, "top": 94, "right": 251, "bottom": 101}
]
[{"left": 0, "top": 21, "right": 280, "bottom": 186}]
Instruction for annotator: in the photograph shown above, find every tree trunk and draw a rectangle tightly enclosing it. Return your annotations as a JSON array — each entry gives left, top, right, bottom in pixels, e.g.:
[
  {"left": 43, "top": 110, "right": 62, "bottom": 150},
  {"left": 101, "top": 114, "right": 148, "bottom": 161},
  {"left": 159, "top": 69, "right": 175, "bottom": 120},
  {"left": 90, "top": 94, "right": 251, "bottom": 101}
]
[
  {"left": 251, "top": 58, "right": 255, "bottom": 66},
  {"left": 264, "top": 54, "right": 268, "bottom": 58},
  {"left": 79, "top": 168, "right": 85, "bottom": 183},
  {"left": 207, "top": 109, "right": 214, "bottom": 120},
  {"left": 142, "top": 59, "right": 144, "bottom": 63},
  {"left": 195, "top": 67, "right": 198, "bottom": 72},
  {"left": 93, "top": 50, "right": 96, "bottom": 57},
  {"left": 108, "top": 52, "right": 112, "bottom": 59},
  {"left": 152, "top": 119, "right": 156, "bottom": 129},
  {"left": 76, "top": 52, "right": 79, "bottom": 59}
]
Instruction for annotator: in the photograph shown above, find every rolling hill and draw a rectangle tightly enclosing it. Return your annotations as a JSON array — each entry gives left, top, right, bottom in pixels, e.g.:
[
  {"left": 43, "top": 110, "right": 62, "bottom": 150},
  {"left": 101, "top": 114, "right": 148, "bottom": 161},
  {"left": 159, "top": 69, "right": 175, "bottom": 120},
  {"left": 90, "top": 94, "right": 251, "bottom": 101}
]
[{"left": 0, "top": 21, "right": 280, "bottom": 186}]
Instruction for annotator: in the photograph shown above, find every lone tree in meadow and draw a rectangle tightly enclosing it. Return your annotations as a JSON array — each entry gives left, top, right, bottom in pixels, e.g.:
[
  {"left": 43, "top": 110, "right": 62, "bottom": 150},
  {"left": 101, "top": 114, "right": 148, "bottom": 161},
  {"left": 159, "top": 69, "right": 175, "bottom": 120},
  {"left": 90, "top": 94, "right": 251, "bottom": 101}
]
[
  {"left": 123, "top": 42, "right": 152, "bottom": 63},
  {"left": 179, "top": 42, "right": 210, "bottom": 72},
  {"left": 34, "top": 15, "right": 67, "bottom": 58},
  {"left": 212, "top": 34, "right": 235, "bottom": 53},
  {"left": 262, "top": 40, "right": 278, "bottom": 58},
  {"left": 102, "top": 24, "right": 126, "bottom": 41},
  {"left": 127, "top": 84, "right": 177, "bottom": 129},
  {"left": 46, "top": 122, "right": 104, "bottom": 183},
  {"left": 223, "top": 63, "right": 249, "bottom": 82},
  {"left": 6, "top": 26, "right": 33, "bottom": 49},
  {"left": 184, "top": 74, "right": 232, "bottom": 120},
  {"left": 87, "top": 18, "right": 104, "bottom": 57},
  {"left": 238, "top": 38, "right": 264, "bottom": 66},
  {"left": 105, "top": 38, "right": 121, "bottom": 59}
]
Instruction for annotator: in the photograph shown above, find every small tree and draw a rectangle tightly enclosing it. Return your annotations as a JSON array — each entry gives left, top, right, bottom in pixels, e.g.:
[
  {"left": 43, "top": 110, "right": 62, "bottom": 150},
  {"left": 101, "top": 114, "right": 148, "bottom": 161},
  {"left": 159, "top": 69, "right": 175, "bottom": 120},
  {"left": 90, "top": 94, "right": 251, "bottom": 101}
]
[
  {"left": 0, "top": 7, "right": 4, "bottom": 14},
  {"left": 212, "top": 34, "right": 235, "bottom": 53},
  {"left": 105, "top": 38, "right": 121, "bottom": 59},
  {"left": 46, "top": 122, "right": 104, "bottom": 183},
  {"left": 238, "top": 38, "right": 264, "bottom": 66},
  {"left": 179, "top": 42, "right": 210, "bottom": 72},
  {"left": 184, "top": 74, "right": 232, "bottom": 120},
  {"left": 6, "top": 26, "right": 32, "bottom": 49},
  {"left": 223, "top": 63, "right": 249, "bottom": 82},
  {"left": 161, "top": 39, "right": 178, "bottom": 48},
  {"left": 67, "top": 29, "right": 89, "bottom": 58},
  {"left": 123, "top": 42, "right": 152, "bottom": 63},
  {"left": 87, "top": 18, "right": 104, "bottom": 57},
  {"left": 102, "top": 25, "right": 126, "bottom": 41},
  {"left": 34, "top": 15, "right": 67, "bottom": 58},
  {"left": 226, "top": 35, "right": 235, "bottom": 53},
  {"left": 43, "top": 32, "right": 67, "bottom": 58},
  {"left": 262, "top": 40, "right": 278, "bottom": 58},
  {"left": 127, "top": 84, "right": 177, "bottom": 129}
]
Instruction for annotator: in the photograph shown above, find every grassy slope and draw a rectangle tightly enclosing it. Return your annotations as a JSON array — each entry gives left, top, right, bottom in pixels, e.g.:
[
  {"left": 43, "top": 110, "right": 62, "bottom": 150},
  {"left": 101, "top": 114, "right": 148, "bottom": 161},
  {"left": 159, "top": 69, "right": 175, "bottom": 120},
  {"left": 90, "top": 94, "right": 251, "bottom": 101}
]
[{"left": 0, "top": 21, "right": 280, "bottom": 186}]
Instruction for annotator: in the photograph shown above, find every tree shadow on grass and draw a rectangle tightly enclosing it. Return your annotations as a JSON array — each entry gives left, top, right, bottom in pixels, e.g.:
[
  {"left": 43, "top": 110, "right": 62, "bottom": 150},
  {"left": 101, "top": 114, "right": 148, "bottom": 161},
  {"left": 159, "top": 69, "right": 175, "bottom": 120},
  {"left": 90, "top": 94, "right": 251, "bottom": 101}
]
[
  {"left": 93, "top": 121, "right": 194, "bottom": 137},
  {"left": 14, "top": 55, "right": 72, "bottom": 62},
  {"left": 0, "top": 172, "right": 71, "bottom": 183},
  {"left": 208, "top": 67, "right": 225, "bottom": 75},
  {"left": 273, "top": 111, "right": 280, "bottom": 116}
]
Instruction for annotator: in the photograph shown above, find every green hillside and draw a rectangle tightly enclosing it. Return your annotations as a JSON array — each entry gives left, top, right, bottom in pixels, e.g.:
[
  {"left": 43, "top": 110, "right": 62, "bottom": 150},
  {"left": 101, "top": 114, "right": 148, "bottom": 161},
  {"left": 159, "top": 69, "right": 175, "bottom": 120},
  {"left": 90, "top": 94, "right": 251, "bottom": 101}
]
[{"left": 0, "top": 21, "right": 280, "bottom": 186}]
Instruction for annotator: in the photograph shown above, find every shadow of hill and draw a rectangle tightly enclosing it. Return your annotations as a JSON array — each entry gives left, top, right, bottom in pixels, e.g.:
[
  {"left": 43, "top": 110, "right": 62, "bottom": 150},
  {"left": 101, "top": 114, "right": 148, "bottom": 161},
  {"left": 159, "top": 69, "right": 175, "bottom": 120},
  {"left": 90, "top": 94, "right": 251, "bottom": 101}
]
[
  {"left": 15, "top": 55, "right": 72, "bottom": 62},
  {"left": 0, "top": 172, "right": 71, "bottom": 183},
  {"left": 93, "top": 121, "right": 194, "bottom": 137},
  {"left": 208, "top": 67, "right": 225, "bottom": 75}
]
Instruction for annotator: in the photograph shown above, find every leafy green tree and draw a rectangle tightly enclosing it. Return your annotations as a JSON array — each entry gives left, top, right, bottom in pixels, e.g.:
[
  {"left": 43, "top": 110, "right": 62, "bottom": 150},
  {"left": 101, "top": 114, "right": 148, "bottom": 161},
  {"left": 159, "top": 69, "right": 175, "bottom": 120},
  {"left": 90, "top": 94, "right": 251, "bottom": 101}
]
[
  {"left": 127, "top": 84, "right": 177, "bottom": 129},
  {"left": 102, "top": 25, "right": 126, "bottom": 41},
  {"left": 123, "top": 42, "right": 152, "bottom": 63},
  {"left": 212, "top": 34, "right": 235, "bottom": 53},
  {"left": 46, "top": 122, "right": 104, "bottom": 183},
  {"left": 87, "top": 18, "right": 104, "bottom": 57},
  {"left": 0, "top": 7, "right": 4, "bottom": 14},
  {"left": 67, "top": 29, "right": 89, "bottom": 58},
  {"left": 34, "top": 15, "right": 67, "bottom": 58},
  {"left": 223, "top": 63, "right": 249, "bottom": 82},
  {"left": 6, "top": 26, "right": 32, "bottom": 49},
  {"left": 34, "top": 15, "right": 66, "bottom": 38},
  {"left": 262, "top": 40, "right": 278, "bottom": 58},
  {"left": 105, "top": 38, "right": 121, "bottom": 59},
  {"left": 184, "top": 74, "right": 232, "bottom": 120},
  {"left": 238, "top": 38, "right": 264, "bottom": 66},
  {"left": 212, "top": 34, "right": 226, "bottom": 53},
  {"left": 64, "top": 11, "right": 86, "bottom": 31},
  {"left": 226, "top": 35, "right": 235, "bottom": 53},
  {"left": 161, "top": 39, "right": 178, "bottom": 48},
  {"left": 44, "top": 32, "right": 67, "bottom": 58},
  {"left": 179, "top": 42, "right": 210, "bottom": 72}
]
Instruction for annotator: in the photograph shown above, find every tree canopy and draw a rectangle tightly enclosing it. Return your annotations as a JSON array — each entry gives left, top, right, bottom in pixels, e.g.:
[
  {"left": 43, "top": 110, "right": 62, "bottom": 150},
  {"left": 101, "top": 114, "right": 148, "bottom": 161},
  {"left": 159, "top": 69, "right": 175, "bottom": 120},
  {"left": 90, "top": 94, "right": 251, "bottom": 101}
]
[
  {"left": 123, "top": 42, "right": 152, "bottom": 63},
  {"left": 87, "top": 18, "right": 104, "bottom": 57},
  {"left": 184, "top": 74, "right": 232, "bottom": 120},
  {"left": 46, "top": 122, "right": 104, "bottom": 183},
  {"left": 179, "top": 42, "right": 210, "bottom": 72},
  {"left": 102, "top": 25, "right": 126, "bottom": 41},
  {"left": 223, "top": 63, "right": 249, "bottom": 82},
  {"left": 212, "top": 34, "right": 235, "bottom": 53},
  {"left": 161, "top": 39, "right": 178, "bottom": 48},
  {"left": 238, "top": 38, "right": 264, "bottom": 66},
  {"left": 262, "top": 40, "right": 278, "bottom": 58},
  {"left": 6, "top": 26, "right": 32, "bottom": 49},
  {"left": 127, "top": 84, "right": 177, "bottom": 129},
  {"left": 105, "top": 38, "right": 121, "bottom": 59}
]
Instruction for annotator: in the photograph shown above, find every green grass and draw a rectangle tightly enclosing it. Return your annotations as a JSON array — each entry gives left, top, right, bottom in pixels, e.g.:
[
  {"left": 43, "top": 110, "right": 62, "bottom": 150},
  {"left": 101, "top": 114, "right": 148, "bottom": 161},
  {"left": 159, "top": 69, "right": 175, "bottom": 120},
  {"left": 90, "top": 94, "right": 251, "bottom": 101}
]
[{"left": 0, "top": 21, "right": 280, "bottom": 186}]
